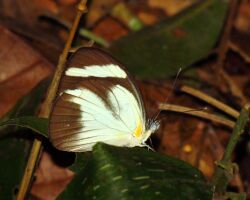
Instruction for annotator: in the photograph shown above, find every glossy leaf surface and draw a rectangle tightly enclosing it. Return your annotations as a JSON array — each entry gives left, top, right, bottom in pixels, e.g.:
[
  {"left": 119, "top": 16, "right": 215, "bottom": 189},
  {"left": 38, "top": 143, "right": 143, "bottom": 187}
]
[
  {"left": 109, "top": 0, "right": 228, "bottom": 78},
  {"left": 58, "top": 143, "right": 212, "bottom": 200}
]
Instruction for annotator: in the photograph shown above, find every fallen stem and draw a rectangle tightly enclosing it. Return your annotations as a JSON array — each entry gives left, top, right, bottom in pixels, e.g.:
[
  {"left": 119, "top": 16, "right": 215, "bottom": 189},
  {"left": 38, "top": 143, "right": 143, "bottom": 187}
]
[
  {"left": 159, "top": 103, "right": 235, "bottom": 129},
  {"left": 180, "top": 85, "right": 239, "bottom": 118},
  {"left": 212, "top": 103, "right": 250, "bottom": 195},
  {"left": 16, "top": 1, "right": 88, "bottom": 199}
]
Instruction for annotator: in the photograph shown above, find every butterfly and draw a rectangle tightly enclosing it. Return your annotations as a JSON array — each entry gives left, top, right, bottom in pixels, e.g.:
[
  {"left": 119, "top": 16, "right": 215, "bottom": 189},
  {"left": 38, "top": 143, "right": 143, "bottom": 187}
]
[{"left": 49, "top": 47, "right": 159, "bottom": 152}]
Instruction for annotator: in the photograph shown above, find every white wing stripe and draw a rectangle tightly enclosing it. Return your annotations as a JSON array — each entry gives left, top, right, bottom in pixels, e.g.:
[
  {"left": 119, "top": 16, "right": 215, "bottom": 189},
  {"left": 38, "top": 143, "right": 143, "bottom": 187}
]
[
  {"left": 65, "top": 64, "right": 127, "bottom": 78},
  {"left": 64, "top": 88, "right": 134, "bottom": 132},
  {"left": 52, "top": 84, "right": 145, "bottom": 152},
  {"left": 110, "top": 85, "right": 144, "bottom": 132}
]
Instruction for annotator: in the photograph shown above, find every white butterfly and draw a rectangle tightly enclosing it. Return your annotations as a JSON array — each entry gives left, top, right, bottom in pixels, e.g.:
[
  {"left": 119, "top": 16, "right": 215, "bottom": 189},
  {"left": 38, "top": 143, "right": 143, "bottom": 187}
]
[{"left": 49, "top": 48, "right": 159, "bottom": 152}]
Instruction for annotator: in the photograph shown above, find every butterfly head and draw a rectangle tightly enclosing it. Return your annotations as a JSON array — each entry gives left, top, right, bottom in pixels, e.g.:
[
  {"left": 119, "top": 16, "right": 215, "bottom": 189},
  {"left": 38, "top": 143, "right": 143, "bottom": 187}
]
[
  {"left": 130, "top": 119, "right": 160, "bottom": 147},
  {"left": 144, "top": 119, "right": 160, "bottom": 142}
]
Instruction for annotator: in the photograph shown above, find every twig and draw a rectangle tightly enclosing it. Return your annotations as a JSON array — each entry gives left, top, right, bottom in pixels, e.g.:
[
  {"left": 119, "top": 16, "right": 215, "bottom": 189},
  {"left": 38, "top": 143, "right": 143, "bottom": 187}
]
[
  {"left": 159, "top": 103, "right": 235, "bottom": 129},
  {"left": 16, "top": 1, "right": 88, "bottom": 199},
  {"left": 215, "top": 0, "right": 247, "bottom": 105},
  {"left": 180, "top": 85, "right": 239, "bottom": 118},
  {"left": 206, "top": 127, "right": 245, "bottom": 193},
  {"left": 212, "top": 103, "right": 250, "bottom": 195}
]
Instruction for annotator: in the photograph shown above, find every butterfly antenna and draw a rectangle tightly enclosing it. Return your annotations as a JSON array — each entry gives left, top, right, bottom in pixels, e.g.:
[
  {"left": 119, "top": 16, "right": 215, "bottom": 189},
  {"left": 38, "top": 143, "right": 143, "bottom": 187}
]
[{"left": 152, "top": 67, "right": 182, "bottom": 123}]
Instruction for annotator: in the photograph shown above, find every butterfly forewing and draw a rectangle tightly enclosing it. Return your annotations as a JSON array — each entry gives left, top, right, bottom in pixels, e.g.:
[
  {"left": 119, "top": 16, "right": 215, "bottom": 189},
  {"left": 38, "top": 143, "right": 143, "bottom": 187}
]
[{"left": 49, "top": 48, "right": 146, "bottom": 152}]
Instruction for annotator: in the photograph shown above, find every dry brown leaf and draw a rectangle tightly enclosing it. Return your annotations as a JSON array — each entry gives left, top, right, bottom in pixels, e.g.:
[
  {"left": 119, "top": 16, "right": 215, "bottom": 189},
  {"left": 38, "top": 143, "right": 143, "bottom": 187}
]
[
  {"left": 93, "top": 17, "right": 128, "bottom": 41},
  {"left": 34, "top": 0, "right": 59, "bottom": 14},
  {"left": 31, "top": 152, "right": 74, "bottom": 200},
  {"left": 148, "top": 0, "right": 196, "bottom": 16},
  {"left": 57, "top": 0, "right": 78, "bottom": 6},
  {"left": 159, "top": 116, "right": 229, "bottom": 178},
  {"left": 137, "top": 11, "right": 160, "bottom": 25},
  {"left": 0, "top": 26, "right": 53, "bottom": 116},
  {"left": 0, "top": 0, "right": 47, "bottom": 25},
  {"left": 138, "top": 80, "right": 231, "bottom": 179}
]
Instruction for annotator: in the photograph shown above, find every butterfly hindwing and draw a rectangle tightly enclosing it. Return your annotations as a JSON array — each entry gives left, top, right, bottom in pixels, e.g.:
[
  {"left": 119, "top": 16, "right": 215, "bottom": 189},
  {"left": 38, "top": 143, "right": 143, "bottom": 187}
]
[{"left": 49, "top": 48, "right": 146, "bottom": 152}]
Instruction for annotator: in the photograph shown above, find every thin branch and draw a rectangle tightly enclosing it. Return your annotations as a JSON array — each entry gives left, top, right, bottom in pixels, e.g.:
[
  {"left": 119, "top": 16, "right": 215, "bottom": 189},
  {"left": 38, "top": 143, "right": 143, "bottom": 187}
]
[
  {"left": 180, "top": 85, "right": 239, "bottom": 118},
  {"left": 207, "top": 127, "right": 245, "bottom": 193},
  {"left": 16, "top": 1, "right": 88, "bottom": 199},
  {"left": 212, "top": 103, "right": 250, "bottom": 195},
  {"left": 159, "top": 103, "right": 235, "bottom": 129}
]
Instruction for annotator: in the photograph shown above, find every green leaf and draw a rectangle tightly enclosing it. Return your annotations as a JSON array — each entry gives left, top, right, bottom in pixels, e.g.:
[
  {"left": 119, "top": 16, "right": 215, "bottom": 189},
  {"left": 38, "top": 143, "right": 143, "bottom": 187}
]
[
  {"left": 69, "top": 152, "right": 91, "bottom": 174},
  {"left": 109, "top": 0, "right": 228, "bottom": 78},
  {"left": 58, "top": 143, "right": 212, "bottom": 200},
  {"left": 0, "top": 78, "right": 50, "bottom": 199},
  {"left": 0, "top": 116, "right": 48, "bottom": 138},
  {"left": 0, "top": 136, "right": 31, "bottom": 199}
]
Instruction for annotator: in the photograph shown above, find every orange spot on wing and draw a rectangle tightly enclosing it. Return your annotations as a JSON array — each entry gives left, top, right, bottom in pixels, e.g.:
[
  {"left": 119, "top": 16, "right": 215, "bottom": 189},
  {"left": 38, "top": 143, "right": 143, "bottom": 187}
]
[{"left": 134, "top": 122, "right": 142, "bottom": 138}]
